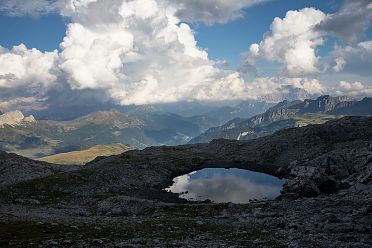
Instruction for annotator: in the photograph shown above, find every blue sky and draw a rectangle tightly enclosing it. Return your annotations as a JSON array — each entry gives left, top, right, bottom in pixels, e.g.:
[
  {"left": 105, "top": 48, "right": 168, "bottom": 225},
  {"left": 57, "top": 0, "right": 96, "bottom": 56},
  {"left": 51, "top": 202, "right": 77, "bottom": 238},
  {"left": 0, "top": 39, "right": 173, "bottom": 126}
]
[
  {"left": 0, "top": 0, "right": 370, "bottom": 71},
  {"left": 0, "top": 14, "right": 67, "bottom": 51},
  {"left": 193, "top": 0, "right": 341, "bottom": 68},
  {"left": 0, "top": 0, "right": 342, "bottom": 68}
]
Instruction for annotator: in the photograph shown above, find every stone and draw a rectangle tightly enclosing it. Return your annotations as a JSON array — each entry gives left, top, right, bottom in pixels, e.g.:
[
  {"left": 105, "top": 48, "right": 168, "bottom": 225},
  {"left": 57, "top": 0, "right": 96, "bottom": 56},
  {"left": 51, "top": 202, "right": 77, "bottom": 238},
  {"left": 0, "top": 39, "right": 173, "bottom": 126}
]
[{"left": 92, "top": 239, "right": 104, "bottom": 245}]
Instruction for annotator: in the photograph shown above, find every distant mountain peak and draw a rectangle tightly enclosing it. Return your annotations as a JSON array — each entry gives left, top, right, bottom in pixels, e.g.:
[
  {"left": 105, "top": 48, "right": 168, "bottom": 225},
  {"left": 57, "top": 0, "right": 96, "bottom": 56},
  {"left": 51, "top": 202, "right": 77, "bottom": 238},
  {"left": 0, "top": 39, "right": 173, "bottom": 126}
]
[
  {"left": 294, "top": 95, "right": 354, "bottom": 113},
  {"left": 190, "top": 95, "right": 372, "bottom": 144}
]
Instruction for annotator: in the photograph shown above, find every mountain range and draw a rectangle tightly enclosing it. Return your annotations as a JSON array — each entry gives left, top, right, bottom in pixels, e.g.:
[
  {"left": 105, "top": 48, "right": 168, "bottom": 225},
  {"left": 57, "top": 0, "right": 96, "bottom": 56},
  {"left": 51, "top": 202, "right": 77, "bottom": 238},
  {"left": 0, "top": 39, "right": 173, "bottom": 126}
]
[
  {"left": 190, "top": 96, "right": 372, "bottom": 144},
  {"left": 0, "top": 109, "right": 199, "bottom": 158},
  {"left": 155, "top": 100, "right": 275, "bottom": 124},
  {"left": 1, "top": 95, "right": 370, "bottom": 159},
  {"left": 0, "top": 100, "right": 275, "bottom": 158}
]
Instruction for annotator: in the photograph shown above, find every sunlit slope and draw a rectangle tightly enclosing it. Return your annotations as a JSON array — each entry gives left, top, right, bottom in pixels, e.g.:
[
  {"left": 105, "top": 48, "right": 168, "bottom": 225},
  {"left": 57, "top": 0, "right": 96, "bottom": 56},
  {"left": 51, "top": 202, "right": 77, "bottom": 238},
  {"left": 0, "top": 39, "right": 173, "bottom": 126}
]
[{"left": 38, "top": 143, "right": 132, "bottom": 165}]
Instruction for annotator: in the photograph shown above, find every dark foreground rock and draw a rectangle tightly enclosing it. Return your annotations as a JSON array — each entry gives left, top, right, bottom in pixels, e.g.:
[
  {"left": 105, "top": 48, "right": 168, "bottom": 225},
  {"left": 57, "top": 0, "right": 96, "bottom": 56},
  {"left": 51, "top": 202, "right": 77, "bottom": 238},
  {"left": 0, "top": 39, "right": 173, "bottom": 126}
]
[
  {"left": 0, "top": 151, "right": 80, "bottom": 186},
  {"left": 0, "top": 116, "right": 371, "bottom": 247}
]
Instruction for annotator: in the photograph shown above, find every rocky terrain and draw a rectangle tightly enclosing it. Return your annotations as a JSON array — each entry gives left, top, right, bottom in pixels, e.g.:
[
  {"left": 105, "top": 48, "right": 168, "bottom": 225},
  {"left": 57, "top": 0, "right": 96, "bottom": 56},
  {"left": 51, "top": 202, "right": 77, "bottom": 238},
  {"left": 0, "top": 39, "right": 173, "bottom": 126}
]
[
  {"left": 0, "top": 116, "right": 371, "bottom": 247},
  {"left": 0, "top": 110, "right": 36, "bottom": 128},
  {"left": 190, "top": 95, "right": 372, "bottom": 144},
  {"left": 0, "top": 151, "right": 79, "bottom": 186}
]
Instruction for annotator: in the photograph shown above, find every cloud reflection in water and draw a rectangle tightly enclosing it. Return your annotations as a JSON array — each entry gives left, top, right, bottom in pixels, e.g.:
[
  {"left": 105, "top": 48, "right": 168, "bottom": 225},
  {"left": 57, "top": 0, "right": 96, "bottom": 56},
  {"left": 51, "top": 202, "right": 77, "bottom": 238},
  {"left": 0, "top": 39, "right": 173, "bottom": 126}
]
[{"left": 166, "top": 168, "right": 284, "bottom": 203}]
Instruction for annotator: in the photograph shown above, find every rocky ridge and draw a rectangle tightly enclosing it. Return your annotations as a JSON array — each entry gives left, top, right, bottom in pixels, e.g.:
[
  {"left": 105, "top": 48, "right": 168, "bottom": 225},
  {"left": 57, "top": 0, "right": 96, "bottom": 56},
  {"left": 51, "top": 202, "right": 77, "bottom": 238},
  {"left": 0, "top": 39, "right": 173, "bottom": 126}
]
[{"left": 190, "top": 95, "right": 372, "bottom": 144}]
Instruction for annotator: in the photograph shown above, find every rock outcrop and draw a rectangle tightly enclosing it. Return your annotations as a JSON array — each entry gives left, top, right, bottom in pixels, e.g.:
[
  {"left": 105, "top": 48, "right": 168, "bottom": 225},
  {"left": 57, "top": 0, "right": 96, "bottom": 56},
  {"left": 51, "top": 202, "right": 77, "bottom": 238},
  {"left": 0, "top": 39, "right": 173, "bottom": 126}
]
[
  {"left": 292, "top": 95, "right": 354, "bottom": 113},
  {"left": 0, "top": 110, "right": 36, "bottom": 128}
]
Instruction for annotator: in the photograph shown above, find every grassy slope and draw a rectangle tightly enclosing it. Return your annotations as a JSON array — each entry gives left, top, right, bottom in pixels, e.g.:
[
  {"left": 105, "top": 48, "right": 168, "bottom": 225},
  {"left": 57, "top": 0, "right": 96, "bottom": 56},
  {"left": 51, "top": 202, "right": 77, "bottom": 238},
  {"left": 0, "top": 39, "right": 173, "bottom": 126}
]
[
  {"left": 38, "top": 143, "right": 132, "bottom": 165},
  {"left": 293, "top": 113, "right": 341, "bottom": 126}
]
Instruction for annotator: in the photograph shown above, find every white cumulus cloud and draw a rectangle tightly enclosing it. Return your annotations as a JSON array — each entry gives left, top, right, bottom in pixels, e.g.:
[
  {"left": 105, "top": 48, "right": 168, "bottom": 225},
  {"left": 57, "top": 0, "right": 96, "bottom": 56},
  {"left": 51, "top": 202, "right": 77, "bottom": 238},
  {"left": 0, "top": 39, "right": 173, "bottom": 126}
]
[
  {"left": 0, "top": 44, "right": 58, "bottom": 90},
  {"left": 244, "top": 8, "right": 327, "bottom": 77},
  {"left": 242, "top": 3, "right": 372, "bottom": 80},
  {"left": 56, "top": 0, "right": 252, "bottom": 105}
]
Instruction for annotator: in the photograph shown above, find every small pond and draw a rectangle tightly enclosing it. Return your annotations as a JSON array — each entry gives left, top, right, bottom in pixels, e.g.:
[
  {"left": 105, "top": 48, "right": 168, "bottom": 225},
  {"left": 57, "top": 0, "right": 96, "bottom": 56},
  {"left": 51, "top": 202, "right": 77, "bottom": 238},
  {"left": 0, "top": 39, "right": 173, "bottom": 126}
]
[{"left": 165, "top": 168, "right": 285, "bottom": 204}]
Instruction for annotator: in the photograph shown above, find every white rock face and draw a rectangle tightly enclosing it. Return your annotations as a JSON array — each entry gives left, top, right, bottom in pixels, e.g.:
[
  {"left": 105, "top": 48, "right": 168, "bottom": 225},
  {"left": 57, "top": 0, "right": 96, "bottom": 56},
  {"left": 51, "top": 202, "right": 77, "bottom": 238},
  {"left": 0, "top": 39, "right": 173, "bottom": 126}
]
[
  {"left": 0, "top": 110, "right": 36, "bottom": 127},
  {"left": 23, "top": 115, "right": 36, "bottom": 123}
]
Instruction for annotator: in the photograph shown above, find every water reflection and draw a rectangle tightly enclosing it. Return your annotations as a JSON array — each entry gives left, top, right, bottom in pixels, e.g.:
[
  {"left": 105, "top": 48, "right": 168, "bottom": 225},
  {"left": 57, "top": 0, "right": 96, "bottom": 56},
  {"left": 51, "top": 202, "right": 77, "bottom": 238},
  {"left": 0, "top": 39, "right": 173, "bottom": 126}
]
[{"left": 165, "top": 168, "right": 284, "bottom": 203}]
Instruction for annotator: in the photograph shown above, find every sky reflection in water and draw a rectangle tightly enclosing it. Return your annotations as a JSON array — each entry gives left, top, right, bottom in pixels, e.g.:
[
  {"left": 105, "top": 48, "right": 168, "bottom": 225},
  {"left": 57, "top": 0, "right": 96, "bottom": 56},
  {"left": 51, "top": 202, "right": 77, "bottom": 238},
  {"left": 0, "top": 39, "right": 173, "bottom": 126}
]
[{"left": 166, "top": 168, "right": 284, "bottom": 203}]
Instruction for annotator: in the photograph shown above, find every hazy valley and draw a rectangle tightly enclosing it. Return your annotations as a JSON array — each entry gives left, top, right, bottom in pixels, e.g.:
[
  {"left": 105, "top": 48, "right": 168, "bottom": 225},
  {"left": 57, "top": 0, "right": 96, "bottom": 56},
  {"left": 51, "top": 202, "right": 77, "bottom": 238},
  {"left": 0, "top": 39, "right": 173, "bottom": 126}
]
[{"left": 0, "top": 100, "right": 275, "bottom": 159}]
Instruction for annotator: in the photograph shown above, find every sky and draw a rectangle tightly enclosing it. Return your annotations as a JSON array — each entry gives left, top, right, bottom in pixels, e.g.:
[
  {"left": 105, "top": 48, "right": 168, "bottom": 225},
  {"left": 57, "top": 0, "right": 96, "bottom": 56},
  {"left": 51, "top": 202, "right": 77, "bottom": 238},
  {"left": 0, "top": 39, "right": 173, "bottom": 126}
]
[{"left": 0, "top": 0, "right": 371, "bottom": 114}]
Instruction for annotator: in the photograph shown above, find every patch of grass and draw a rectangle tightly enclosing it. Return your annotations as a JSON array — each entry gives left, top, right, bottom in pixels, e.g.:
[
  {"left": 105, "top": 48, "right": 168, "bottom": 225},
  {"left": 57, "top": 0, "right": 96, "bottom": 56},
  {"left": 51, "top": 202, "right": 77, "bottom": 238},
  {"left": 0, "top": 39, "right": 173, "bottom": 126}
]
[
  {"left": 294, "top": 113, "right": 340, "bottom": 126},
  {"left": 38, "top": 143, "right": 132, "bottom": 165}
]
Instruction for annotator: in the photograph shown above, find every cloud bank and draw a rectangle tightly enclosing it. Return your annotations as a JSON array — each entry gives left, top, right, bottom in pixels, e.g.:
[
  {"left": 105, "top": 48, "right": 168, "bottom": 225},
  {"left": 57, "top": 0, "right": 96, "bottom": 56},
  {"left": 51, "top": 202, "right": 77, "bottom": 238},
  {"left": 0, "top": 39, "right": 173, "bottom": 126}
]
[
  {"left": 0, "top": 44, "right": 58, "bottom": 91},
  {"left": 336, "top": 81, "right": 372, "bottom": 97}
]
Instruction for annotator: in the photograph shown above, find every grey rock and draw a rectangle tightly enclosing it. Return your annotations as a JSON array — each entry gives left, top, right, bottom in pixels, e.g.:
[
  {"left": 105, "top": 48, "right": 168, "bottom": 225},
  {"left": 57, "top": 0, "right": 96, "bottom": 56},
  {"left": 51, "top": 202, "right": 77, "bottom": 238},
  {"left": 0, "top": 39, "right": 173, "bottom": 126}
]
[{"left": 0, "top": 116, "right": 371, "bottom": 247}]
